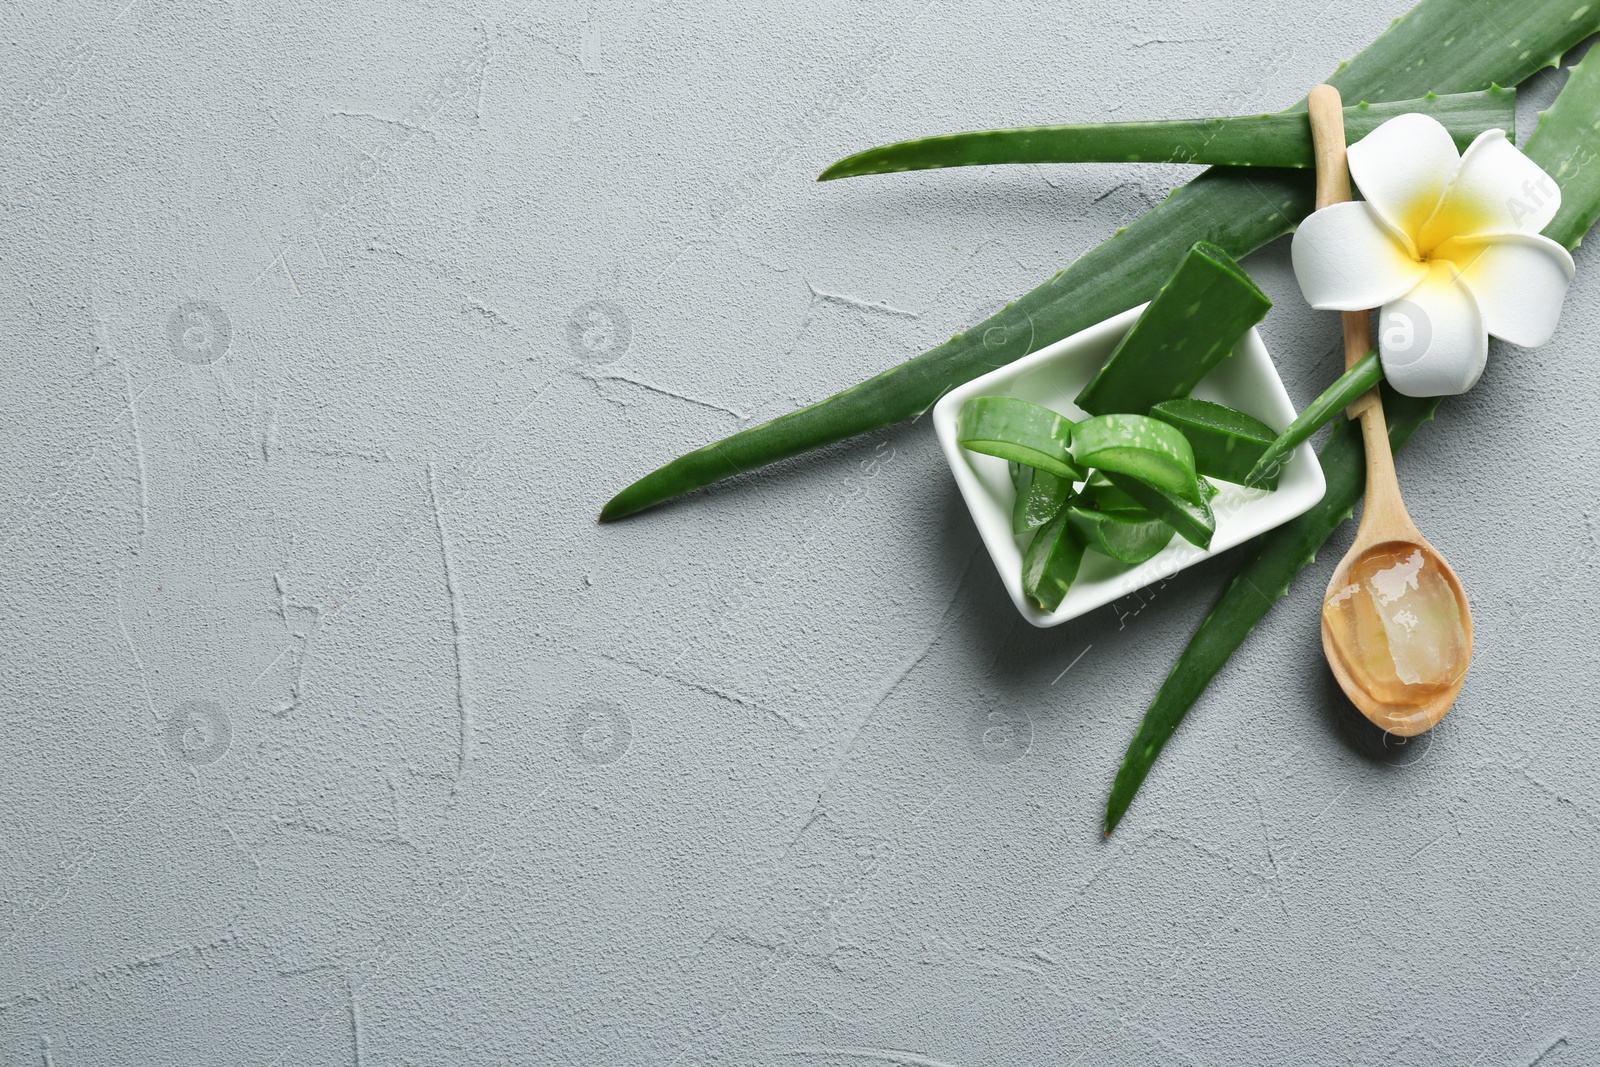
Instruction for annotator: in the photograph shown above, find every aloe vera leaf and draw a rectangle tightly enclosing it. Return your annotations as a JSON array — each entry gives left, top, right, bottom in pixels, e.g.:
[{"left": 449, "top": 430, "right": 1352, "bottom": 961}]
[
  {"left": 1102, "top": 472, "right": 1215, "bottom": 549},
  {"left": 1071, "top": 414, "right": 1200, "bottom": 500},
  {"left": 1104, "top": 57, "right": 1600, "bottom": 835},
  {"left": 1067, "top": 507, "right": 1176, "bottom": 566},
  {"left": 1102, "top": 387, "right": 1440, "bottom": 835},
  {"left": 1022, "top": 509, "right": 1087, "bottom": 611},
  {"left": 957, "top": 397, "right": 1083, "bottom": 479},
  {"left": 1523, "top": 45, "right": 1600, "bottom": 248},
  {"left": 600, "top": 169, "right": 1308, "bottom": 521},
  {"left": 817, "top": 90, "right": 1514, "bottom": 180},
  {"left": 1151, "top": 398, "right": 1279, "bottom": 488},
  {"left": 1077, "top": 243, "right": 1271, "bottom": 417},
  {"left": 1243, "top": 349, "right": 1382, "bottom": 488},
  {"left": 1010, "top": 463, "right": 1073, "bottom": 535},
  {"left": 601, "top": 0, "right": 1600, "bottom": 522}
]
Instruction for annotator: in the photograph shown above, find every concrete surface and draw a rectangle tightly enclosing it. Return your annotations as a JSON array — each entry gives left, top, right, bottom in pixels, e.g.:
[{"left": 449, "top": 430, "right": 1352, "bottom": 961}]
[{"left": 3, "top": 1, "right": 1598, "bottom": 1064}]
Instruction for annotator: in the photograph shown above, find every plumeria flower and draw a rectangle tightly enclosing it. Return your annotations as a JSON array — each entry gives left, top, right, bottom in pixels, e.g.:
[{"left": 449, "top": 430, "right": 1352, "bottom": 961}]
[{"left": 1292, "top": 113, "right": 1575, "bottom": 397}]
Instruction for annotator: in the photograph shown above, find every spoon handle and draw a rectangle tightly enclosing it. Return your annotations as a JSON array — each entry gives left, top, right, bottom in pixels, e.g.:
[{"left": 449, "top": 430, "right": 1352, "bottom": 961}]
[
  {"left": 1308, "top": 85, "right": 1354, "bottom": 209},
  {"left": 1312, "top": 86, "right": 1414, "bottom": 543},
  {"left": 1307, "top": 85, "right": 1409, "bottom": 533},
  {"left": 1307, "top": 85, "right": 1379, "bottom": 416}
]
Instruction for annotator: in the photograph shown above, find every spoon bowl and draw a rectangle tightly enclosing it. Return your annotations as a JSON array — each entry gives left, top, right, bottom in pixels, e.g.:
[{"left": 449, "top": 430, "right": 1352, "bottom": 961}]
[{"left": 1320, "top": 532, "right": 1473, "bottom": 737}]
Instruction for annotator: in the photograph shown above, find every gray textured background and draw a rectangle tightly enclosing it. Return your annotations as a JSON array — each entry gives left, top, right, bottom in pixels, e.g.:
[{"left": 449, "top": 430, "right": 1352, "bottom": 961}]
[{"left": 2, "top": 1, "right": 1597, "bottom": 1064}]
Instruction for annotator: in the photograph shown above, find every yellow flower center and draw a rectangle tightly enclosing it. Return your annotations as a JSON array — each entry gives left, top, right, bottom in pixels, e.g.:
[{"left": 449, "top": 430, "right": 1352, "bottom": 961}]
[{"left": 1409, "top": 195, "right": 1488, "bottom": 262}]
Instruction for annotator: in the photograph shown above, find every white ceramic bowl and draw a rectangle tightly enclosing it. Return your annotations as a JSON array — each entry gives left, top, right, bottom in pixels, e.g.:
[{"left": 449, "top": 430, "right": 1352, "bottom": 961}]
[{"left": 933, "top": 303, "right": 1326, "bottom": 627}]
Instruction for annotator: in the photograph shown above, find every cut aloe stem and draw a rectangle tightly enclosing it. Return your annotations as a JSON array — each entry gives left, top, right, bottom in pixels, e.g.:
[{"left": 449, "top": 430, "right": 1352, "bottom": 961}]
[
  {"left": 1243, "top": 349, "right": 1382, "bottom": 488},
  {"left": 1022, "top": 509, "right": 1086, "bottom": 611},
  {"left": 1071, "top": 414, "right": 1200, "bottom": 501},
  {"left": 957, "top": 397, "right": 1083, "bottom": 479},
  {"left": 1067, "top": 507, "right": 1176, "bottom": 565},
  {"left": 817, "top": 90, "right": 1514, "bottom": 180},
  {"left": 1075, "top": 242, "right": 1272, "bottom": 417},
  {"left": 1103, "top": 473, "right": 1216, "bottom": 549},
  {"left": 1009, "top": 462, "right": 1073, "bottom": 535},
  {"left": 1151, "top": 398, "right": 1279, "bottom": 488}
]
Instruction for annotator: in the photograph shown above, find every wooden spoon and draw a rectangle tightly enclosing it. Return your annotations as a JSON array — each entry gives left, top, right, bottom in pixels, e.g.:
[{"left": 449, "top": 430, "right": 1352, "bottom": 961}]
[{"left": 1308, "top": 84, "right": 1473, "bottom": 737}]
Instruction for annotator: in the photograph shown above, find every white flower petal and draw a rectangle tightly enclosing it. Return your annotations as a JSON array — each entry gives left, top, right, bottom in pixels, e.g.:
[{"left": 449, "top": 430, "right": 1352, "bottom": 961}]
[
  {"left": 1346, "top": 112, "right": 1460, "bottom": 244},
  {"left": 1292, "top": 201, "right": 1427, "bottom": 311},
  {"left": 1379, "top": 262, "right": 1488, "bottom": 397},
  {"left": 1418, "top": 129, "right": 1562, "bottom": 248},
  {"left": 1435, "top": 231, "right": 1576, "bottom": 347}
]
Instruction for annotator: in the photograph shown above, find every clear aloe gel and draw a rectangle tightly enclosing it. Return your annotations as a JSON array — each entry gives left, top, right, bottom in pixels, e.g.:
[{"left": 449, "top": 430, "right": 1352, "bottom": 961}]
[{"left": 1322, "top": 542, "right": 1469, "bottom": 707}]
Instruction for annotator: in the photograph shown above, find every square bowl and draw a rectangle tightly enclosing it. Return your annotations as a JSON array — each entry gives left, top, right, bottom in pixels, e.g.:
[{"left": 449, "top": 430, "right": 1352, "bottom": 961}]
[{"left": 933, "top": 303, "right": 1326, "bottom": 627}]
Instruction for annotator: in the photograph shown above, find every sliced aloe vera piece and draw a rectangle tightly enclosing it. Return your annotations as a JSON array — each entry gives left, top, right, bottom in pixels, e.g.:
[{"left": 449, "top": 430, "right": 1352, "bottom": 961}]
[
  {"left": 1075, "top": 242, "right": 1271, "bottom": 418},
  {"left": 1021, "top": 508, "right": 1086, "bottom": 612},
  {"left": 1080, "top": 471, "right": 1217, "bottom": 514},
  {"left": 1071, "top": 413, "right": 1199, "bottom": 501},
  {"left": 1150, "top": 398, "right": 1279, "bottom": 488},
  {"left": 957, "top": 397, "right": 1083, "bottom": 480},
  {"left": 1104, "top": 472, "right": 1216, "bottom": 549},
  {"left": 1009, "top": 462, "right": 1073, "bottom": 535},
  {"left": 1067, "top": 506, "right": 1176, "bottom": 565}
]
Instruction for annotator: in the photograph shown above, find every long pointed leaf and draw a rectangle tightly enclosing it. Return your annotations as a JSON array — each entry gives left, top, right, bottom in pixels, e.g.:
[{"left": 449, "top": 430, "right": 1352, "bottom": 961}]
[{"left": 818, "top": 90, "right": 1512, "bottom": 180}]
